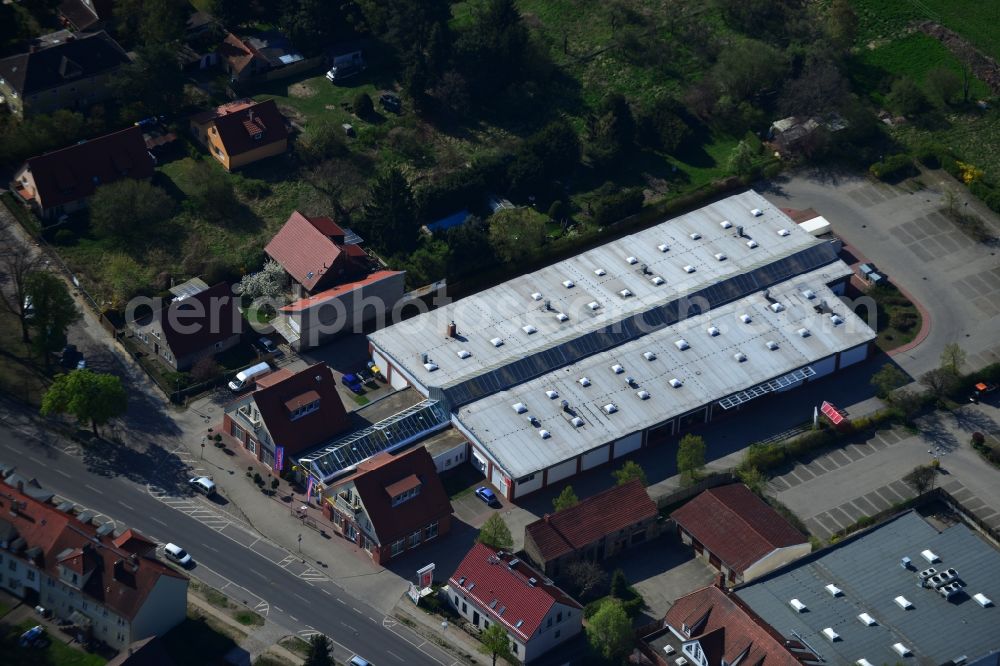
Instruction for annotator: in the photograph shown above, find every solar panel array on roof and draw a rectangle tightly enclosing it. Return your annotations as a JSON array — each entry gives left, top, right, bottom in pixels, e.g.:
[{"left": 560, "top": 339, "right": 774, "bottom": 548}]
[{"left": 298, "top": 400, "right": 450, "bottom": 482}]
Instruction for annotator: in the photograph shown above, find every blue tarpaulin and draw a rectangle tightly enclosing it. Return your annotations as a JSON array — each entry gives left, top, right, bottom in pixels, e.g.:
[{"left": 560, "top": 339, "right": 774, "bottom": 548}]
[{"left": 427, "top": 210, "right": 471, "bottom": 233}]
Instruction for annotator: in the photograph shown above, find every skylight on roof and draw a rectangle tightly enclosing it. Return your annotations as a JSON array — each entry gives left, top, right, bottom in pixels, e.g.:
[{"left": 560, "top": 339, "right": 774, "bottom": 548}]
[
  {"left": 746, "top": 240, "right": 759, "bottom": 248},
  {"left": 643, "top": 351, "right": 656, "bottom": 361},
  {"left": 720, "top": 220, "right": 732, "bottom": 229},
  {"left": 740, "top": 313, "right": 752, "bottom": 324},
  {"left": 538, "top": 429, "right": 550, "bottom": 439},
  {"left": 578, "top": 377, "right": 591, "bottom": 387},
  {"left": 515, "top": 620, "right": 524, "bottom": 628},
  {"left": 626, "top": 256, "right": 638, "bottom": 264},
  {"left": 798, "top": 327, "right": 811, "bottom": 338},
  {"left": 778, "top": 228, "right": 791, "bottom": 236},
  {"left": 766, "top": 340, "right": 779, "bottom": 350},
  {"left": 594, "top": 268, "right": 606, "bottom": 276},
  {"left": 707, "top": 325, "right": 720, "bottom": 336},
  {"left": 830, "top": 314, "right": 844, "bottom": 325},
  {"left": 490, "top": 337, "right": 504, "bottom": 347},
  {"left": 770, "top": 302, "right": 785, "bottom": 312},
  {"left": 894, "top": 595, "right": 913, "bottom": 609},
  {"left": 457, "top": 349, "right": 472, "bottom": 359},
  {"left": 423, "top": 362, "right": 439, "bottom": 371},
  {"left": 789, "top": 599, "right": 807, "bottom": 612},
  {"left": 689, "top": 232, "right": 701, "bottom": 240},
  {"left": 858, "top": 612, "right": 876, "bottom": 626},
  {"left": 603, "top": 403, "right": 618, "bottom": 414},
  {"left": 562, "top": 280, "right": 574, "bottom": 288},
  {"left": 674, "top": 339, "right": 689, "bottom": 350},
  {"left": 611, "top": 363, "right": 624, "bottom": 374},
  {"left": 683, "top": 265, "right": 695, "bottom": 273},
  {"left": 636, "top": 390, "right": 650, "bottom": 400},
  {"left": 857, "top": 660, "right": 874, "bottom": 666},
  {"left": 531, "top": 292, "right": 542, "bottom": 301},
  {"left": 556, "top": 312, "right": 569, "bottom": 322},
  {"left": 545, "top": 390, "right": 559, "bottom": 399},
  {"left": 587, "top": 301, "right": 600, "bottom": 311},
  {"left": 734, "top": 352, "right": 747, "bottom": 362},
  {"left": 571, "top": 417, "right": 584, "bottom": 427},
  {"left": 921, "top": 549, "right": 940, "bottom": 563},
  {"left": 651, "top": 276, "right": 665, "bottom": 285},
  {"left": 619, "top": 289, "right": 633, "bottom": 298},
  {"left": 822, "top": 627, "right": 840, "bottom": 642},
  {"left": 751, "top": 208, "right": 763, "bottom": 217},
  {"left": 669, "top": 378, "right": 682, "bottom": 388},
  {"left": 826, "top": 584, "right": 842, "bottom": 596},
  {"left": 657, "top": 243, "right": 669, "bottom": 252},
  {"left": 522, "top": 324, "right": 537, "bottom": 334},
  {"left": 802, "top": 289, "right": 816, "bottom": 299},
  {"left": 714, "top": 253, "right": 727, "bottom": 261},
  {"left": 892, "top": 644, "right": 911, "bottom": 657},
  {"left": 512, "top": 402, "right": 527, "bottom": 414}
]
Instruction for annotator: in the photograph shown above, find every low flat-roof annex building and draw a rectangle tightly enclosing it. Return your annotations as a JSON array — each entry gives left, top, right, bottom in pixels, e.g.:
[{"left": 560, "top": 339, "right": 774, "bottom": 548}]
[{"left": 369, "top": 191, "right": 876, "bottom": 500}]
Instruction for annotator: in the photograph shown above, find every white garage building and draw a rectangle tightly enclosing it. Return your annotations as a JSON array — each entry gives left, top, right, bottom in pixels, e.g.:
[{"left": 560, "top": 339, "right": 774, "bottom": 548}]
[{"left": 368, "top": 191, "right": 876, "bottom": 500}]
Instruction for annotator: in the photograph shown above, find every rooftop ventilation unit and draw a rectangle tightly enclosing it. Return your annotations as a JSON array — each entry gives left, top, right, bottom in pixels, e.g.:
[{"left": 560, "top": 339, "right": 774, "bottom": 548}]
[
  {"left": 740, "top": 313, "right": 752, "bottom": 324},
  {"left": 751, "top": 208, "right": 763, "bottom": 217},
  {"left": 643, "top": 351, "right": 657, "bottom": 361},
  {"left": 830, "top": 314, "right": 844, "bottom": 325},
  {"left": 611, "top": 363, "right": 624, "bottom": 374},
  {"left": 528, "top": 416, "right": 540, "bottom": 427},
  {"left": 802, "top": 289, "right": 816, "bottom": 299},
  {"left": 556, "top": 312, "right": 569, "bottom": 322},
  {"left": 858, "top": 612, "right": 876, "bottom": 626},
  {"left": 974, "top": 593, "right": 993, "bottom": 607},
  {"left": 579, "top": 377, "right": 591, "bottom": 387},
  {"left": 457, "top": 350, "right": 472, "bottom": 359},
  {"left": 921, "top": 549, "right": 940, "bottom": 563},
  {"left": 594, "top": 268, "right": 606, "bottom": 276},
  {"left": 778, "top": 228, "right": 791, "bottom": 237},
  {"left": 588, "top": 301, "right": 601, "bottom": 311},
  {"left": 664, "top": 646, "right": 676, "bottom": 656},
  {"left": 689, "top": 232, "right": 701, "bottom": 240},
  {"left": 734, "top": 352, "right": 747, "bottom": 362},
  {"left": 658, "top": 243, "right": 669, "bottom": 252},
  {"left": 939, "top": 582, "right": 964, "bottom": 600},
  {"left": 522, "top": 324, "right": 537, "bottom": 334},
  {"left": 675, "top": 658, "right": 688, "bottom": 666},
  {"left": 531, "top": 292, "right": 543, "bottom": 301},
  {"left": 626, "top": 256, "right": 638, "bottom": 264},
  {"left": 675, "top": 339, "right": 690, "bottom": 350},
  {"left": 857, "top": 660, "right": 875, "bottom": 666},
  {"left": 918, "top": 567, "right": 938, "bottom": 581},
  {"left": 707, "top": 325, "right": 720, "bottom": 336},
  {"left": 798, "top": 328, "right": 811, "bottom": 338},
  {"left": 821, "top": 628, "right": 840, "bottom": 642},
  {"left": 746, "top": 240, "right": 759, "bottom": 248},
  {"left": 669, "top": 378, "right": 683, "bottom": 388},
  {"left": 512, "top": 402, "right": 527, "bottom": 414},
  {"left": 894, "top": 595, "right": 913, "bottom": 610},
  {"left": 683, "top": 265, "right": 696, "bottom": 273},
  {"left": 901, "top": 556, "right": 913, "bottom": 569},
  {"left": 619, "top": 289, "right": 633, "bottom": 298},
  {"left": 538, "top": 429, "right": 551, "bottom": 439},
  {"left": 770, "top": 302, "right": 785, "bottom": 312},
  {"left": 826, "top": 584, "right": 843, "bottom": 597},
  {"left": 651, "top": 276, "right": 665, "bottom": 285},
  {"left": 491, "top": 337, "right": 504, "bottom": 347},
  {"left": 423, "top": 362, "right": 439, "bottom": 371},
  {"left": 625, "top": 376, "right": 639, "bottom": 388},
  {"left": 766, "top": 340, "right": 779, "bottom": 351},
  {"left": 545, "top": 390, "right": 559, "bottom": 399},
  {"left": 789, "top": 599, "right": 807, "bottom": 612},
  {"left": 562, "top": 279, "right": 575, "bottom": 288},
  {"left": 636, "top": 390, "right": 650, "bottom": 400},
  {"left": 714, "top": 253, "right": 727, "bottom": 261},
  {"left": 603, "top": 403, "right": 618, "bottom": 415},
  {"left": 571, "top": 417, "right": 585, "bottom": 427},
  {"left": 720, "top": 220, "right": 733, "bottom": 229},
  {"left": 892, "top": 644, "right": 911, "bottom": 658}
]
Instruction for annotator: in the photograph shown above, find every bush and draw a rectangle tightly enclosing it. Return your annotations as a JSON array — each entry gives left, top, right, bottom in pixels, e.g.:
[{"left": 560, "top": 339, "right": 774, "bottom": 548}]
[
  {"left": 914, "top": 142, "right": 949, "bottom": 169},
  {"left": 353, "top": 92, "right": 374, "bottom": 118},
  {"left": 53, "top": 228, "right": 76, "bottom": 245},
  {"left": 591, "top": 186, "right": 644, "bottom": 226},
  {"left": 236, "top": 178, "right": 270, "bottom": 199},
  {"left": 869, "top": 154, "right": 916, "bottom": 181},
  {"left": 889, "top": 309, "right": 918, "bottom": 331}
]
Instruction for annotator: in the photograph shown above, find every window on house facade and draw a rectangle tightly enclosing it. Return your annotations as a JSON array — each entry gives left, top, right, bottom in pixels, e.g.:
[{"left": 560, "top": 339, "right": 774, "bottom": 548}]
[
  {"left": 547, "top": 617, "right": 553, "bottom": 628},
  {"left": 461, "top": 601, "right": 467, "bottom": 613},
  {"left": 409, "top": 530, "right": 421, "bottom": 548},
  {"left": 557, "top": 611, "right": 562, "bottom": 623},
  {"left": 391, "top": 484, "right": 421, "bottom": 507},
  {"left": 290, "top": 400, "right": 320, "bottom": 421},
  {"left": 8, "top": 560, "right": 15, "bottom": 571},
  {"left": 555, "top": 629, "right": 561, "bottom": 639},
  {"left": 391, "top": 539, "right": 405, "bottom": 557},
  {"left": 27, "top": 570, "right": 35, "bottom": 581},
  {"left": 426, "top": 521, "right": 439, "bottom": 540},
  {"left": 247, "top": 438, "right": 256, "bottom": 455},
  {"left": 512, "top": 644, "right": 518, "bottom": 655}
]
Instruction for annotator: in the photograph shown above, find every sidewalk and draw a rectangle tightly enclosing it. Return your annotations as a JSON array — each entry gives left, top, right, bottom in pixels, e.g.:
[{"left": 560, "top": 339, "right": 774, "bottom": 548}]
[
  {"left": 188, "top": 593, "right": 303, "bottom": 665},
  {"left": 394, "top": 598, "right": 495, "bottom": 666}
]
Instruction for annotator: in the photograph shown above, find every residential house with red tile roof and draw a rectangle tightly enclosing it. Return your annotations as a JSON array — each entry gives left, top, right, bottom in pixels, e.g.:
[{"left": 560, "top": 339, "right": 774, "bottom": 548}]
[
  {"left": 642, "top": 585, "right": 820, "bottom": 666},
  {"left": 0, "top": 30, "right": 129, "bottom": 117},
  {"left": 670, "top": 484, "right": 810, "bottom": 585},
  {"left": 448, "top": 543, "right": 582, "bottom": 662},
  {"left": 0, "top": 481, "right": 187, "bottom": 652},
  {"left": 189, "top": 98, "right": 287, "bottom": 171},
  {"left": 523, "top": 479, "right": 660, "bottom": 576},
  {"left": 128, "top": 281, "right": 245, "bottom": 371},
  {"left": 11, "top": 125, "right": 155, "bottom": 220},
  {"left": 322, "top": 446, "right": 452, "bottom": 565},
  {"left": 223, "top": 363, "right": 350, "bottom": 471},
  {"left": 263, "top": 210, "right": 405, "bottom": 350}
]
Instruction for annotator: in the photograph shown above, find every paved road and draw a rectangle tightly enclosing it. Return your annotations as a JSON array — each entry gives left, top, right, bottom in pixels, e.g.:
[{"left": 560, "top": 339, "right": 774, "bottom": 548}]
[
  {"left": 0, "top": 414, "right": 455, "bottom": 666},
  {"left": 761, "top": 169, "right": 1000, "bottom": 379}
]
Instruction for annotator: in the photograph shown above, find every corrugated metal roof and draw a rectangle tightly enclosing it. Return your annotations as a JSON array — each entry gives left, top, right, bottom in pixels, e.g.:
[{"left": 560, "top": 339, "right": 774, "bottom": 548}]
[
  {"left": 454, "top": 263, "right": 873, "bottom": 478},
  {"left": 736, "top": 512, "right": 1000, "bottom": 666}
]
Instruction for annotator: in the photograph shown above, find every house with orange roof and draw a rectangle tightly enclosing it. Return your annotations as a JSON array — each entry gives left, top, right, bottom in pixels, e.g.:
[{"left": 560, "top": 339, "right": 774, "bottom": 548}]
[
  {"left": 0, "top": 480, "right": 187, "bottom": 651},
  {"left": 189, "top": 98, "right": 287, "bottom": 171}
]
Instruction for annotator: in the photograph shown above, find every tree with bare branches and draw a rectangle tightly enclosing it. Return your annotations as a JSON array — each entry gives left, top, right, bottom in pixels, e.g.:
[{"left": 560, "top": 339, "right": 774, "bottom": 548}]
[{"left": 0, "top": 231, "right": 43, "bottom": 342}]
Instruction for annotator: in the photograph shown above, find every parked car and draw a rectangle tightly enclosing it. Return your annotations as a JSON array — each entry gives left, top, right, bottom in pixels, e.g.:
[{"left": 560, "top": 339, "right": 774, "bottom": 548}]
[
  {"left": 257, "top": 336, "right": 280, "bottom": 355},
  {"left": 349, "top": 656, "right": 372, "bottom": 666},
  {"left": 475, "top": 486, "right": 500, "bottom": 507},
  {"left": 59, "top": 344, "right": 84, "bottom": 369},
  {"left": 229, "top": 361, "right": 272, "bottom": 392},
  {"left": 163, "top": 543, "right": 192, "bottom": 567},
  {"left": 34, "top": 605, "right": 51, "bottom": 619},
  {"left": 189, "top": 476, "right": 217, "bottom": 496},
  {"left": 357, "top": 367, "right": 377, "bottom": 385},
  {"left": 379, "top": 92, "right": 401, "bottom": 114},
  {"left": 970, "top": 381, "right": 998, "bottom": 403},
  {"left": 341, "top": 373, "right": 364, "bottom": 394},
  {"left": 19, "top": 625, "right": 49, "bottom": 648},
  {"left": 326, "top": 61, "right": 365, "bottom": 83}
]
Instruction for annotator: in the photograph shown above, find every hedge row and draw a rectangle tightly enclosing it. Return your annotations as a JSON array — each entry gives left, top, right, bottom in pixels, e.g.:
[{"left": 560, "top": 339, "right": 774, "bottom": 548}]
[
  {"left": 916, "top": 142, "right": 1000, "bottom": 216},
  {"left": 868, "top": 153, "right": 918, "bottom": 181}
]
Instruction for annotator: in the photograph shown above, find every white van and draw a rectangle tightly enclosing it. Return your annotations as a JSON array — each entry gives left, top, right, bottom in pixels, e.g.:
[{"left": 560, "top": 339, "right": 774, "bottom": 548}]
[{"left": 228, "top": 362, "right": 272, "bottom": 392}]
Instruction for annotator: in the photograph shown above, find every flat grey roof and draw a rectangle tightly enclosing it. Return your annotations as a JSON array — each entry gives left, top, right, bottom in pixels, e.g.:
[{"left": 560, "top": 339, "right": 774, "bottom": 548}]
[
  {"left": 454, "top": 263, "right": 873, "bottom": 478},
  {"left": 370, "top": 191, "right": 821, "bottom": 394},
  {"left": 736, "top": 511, "right": 1000, "bottom": 666}
]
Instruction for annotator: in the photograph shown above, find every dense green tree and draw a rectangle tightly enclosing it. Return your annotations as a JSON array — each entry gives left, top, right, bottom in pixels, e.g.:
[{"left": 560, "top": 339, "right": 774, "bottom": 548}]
[
  {"left": 612, "top": 460, "right": 647, "bottom": 487},
  {"left": 886, "top": 77, "right": 930, "bottom": 117},
  {"left": 111, "top": 44, "right": 187, "bottom": 119},
  {"left": 25, "top": 272, "right": 80, "bottom": 365},
  {"left": 778, "top": 54, "right": 849, "bottom": 116},
  {"left": 304, "top": 634, "right": 333, "bottom": 666},
  {"left": 102, "top": 253, "right": 152, "bottom": 310},
  {"left": 714, "top": 38, "right": 788, "bottom": 103},
  {"left": 445, "top": 217, "right": 493, "bottom": 277},
  {"left": 584, "top": 94, "right": 635, "bottom": 168},
  {"left": 610, "top": 569, "right": 629, "bottom": 599},
  {"left": 718, "top": 0, "right": 805, "bottom": 44},
  {"left": 826, "top": 0, "right": 858, "bottom": 50},
  {"left": 925, "top": 67, "right": 962, "bottom": 105},
  {"left": 635, "top": 96, "right": 691, "bottom": 153},
  {"left": 297, "top": 120, "right": 350, "bottom": 165},
  {"left": 737, "top": 466, "right": 768, "bottom": 495},
  {"left": 552, "top": 485, "right": 579, "bottom": 512},
  {"left": 585, "top": 600, "right": 632, "bottom": 663},
  {"left": 677, "top": 434, "right": 707, "bottom": 480},
  {"left": 727, "top": 140, "right": 757, "bottom": 177},
  {"left": 940, "top": 343, "right": 966, "bottom": 375},
  {"left": 41, "top": 369, "right": 126, "bottom": 435},
  {"left": 479, "top": 623, "right": 514, "bottom": 666},
  {"left": 457, "top": 0, "right": 531, "bottom": 98},
  {"left": 488, "top": 208, "right": 546, "bottom": 264},
  {"left": 208, "top": 0, "right": 253, "bottom": 29},
  {"left": 358, "top": 166, "right": 419, "bottom": 255},
  {"left": 280, "top": 0, "right": 347, "bottom": 56},
  {"left": 920, "top": 367, "right": 959, "bottom": 401},
  {"left": 114, "top": 0, "right": 186, "bottom": 47},
  {"left": 402, "top": 239, "right": 450, "bottom": 286},
  {"left": 477, "top": 513, "right": 514, "bottom": 550},
  {"left": 871, "top": 363, "right": 909, "bottom": 399},
  {"left": 190, "top": 161, "right": 239, "bottom": 221},
  {"left": 90, "top": 180, "right": 175, "bottom": 244},
  {"left": 0, "top": 110, "right": 94, "bottom": 168}
]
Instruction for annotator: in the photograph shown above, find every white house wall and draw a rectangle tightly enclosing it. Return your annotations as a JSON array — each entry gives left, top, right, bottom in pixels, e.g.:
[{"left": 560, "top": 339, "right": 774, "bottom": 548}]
[
  {"left": 612, "top": 432, "right": 642, "bottom": 459},
  {"left": 546, "top": 459, "right": 576, "bottom": 484},
  {"left": 514, "top": 471, "right": 542, "bottom": 496},
  {"left": 581, "top": 445, "right": 610, "bottom": 470},
  {"left": 742, "top": 542, "right": 813, "bottom": 582}
]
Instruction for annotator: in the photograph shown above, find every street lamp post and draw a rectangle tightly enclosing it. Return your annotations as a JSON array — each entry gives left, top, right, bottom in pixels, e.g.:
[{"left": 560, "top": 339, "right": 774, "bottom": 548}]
[
  {"left": 200, "top": 436, "right": 206, "bottom": 460},
  {"left": 298, "top": 533, "right": 302, "bottom": 553}
]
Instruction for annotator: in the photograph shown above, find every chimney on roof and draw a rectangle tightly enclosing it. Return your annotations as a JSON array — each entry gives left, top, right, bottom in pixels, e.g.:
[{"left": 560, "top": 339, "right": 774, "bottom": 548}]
[
  {"left": 543, "top": 514, "right": 550, "bottom": 522},
  {"left": 736, "top": 225, "right": 744, "bottom": 238},
  {"left": 447, "top": 321, "right": 457, "bottom": 338}
]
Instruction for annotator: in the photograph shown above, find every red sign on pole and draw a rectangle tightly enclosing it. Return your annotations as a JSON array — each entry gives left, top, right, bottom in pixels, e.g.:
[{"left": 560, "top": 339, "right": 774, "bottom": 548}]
[{"left": 820, "top": 401, "right": 846, "bottom": 426}]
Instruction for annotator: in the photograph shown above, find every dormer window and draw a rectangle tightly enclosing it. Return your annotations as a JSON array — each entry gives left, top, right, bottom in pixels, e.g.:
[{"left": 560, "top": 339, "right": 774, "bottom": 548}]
[
  {"left": 389, "top": 477, "right": 422, "bottom": 506},
  {"left": 290, "top": 400, "right": 320, "bottom": 420},
  {"left": 286, "top": 392, "right": 321, "bottom": 421},
  {"left": 254, "top": 132, "right": 262, "bottom": 141}
]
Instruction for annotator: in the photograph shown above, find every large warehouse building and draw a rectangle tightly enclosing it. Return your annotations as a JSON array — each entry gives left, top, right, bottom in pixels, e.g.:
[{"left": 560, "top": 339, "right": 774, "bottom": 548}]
[{"left": 369, "top": 191, "right": 876, "bottom": 500}]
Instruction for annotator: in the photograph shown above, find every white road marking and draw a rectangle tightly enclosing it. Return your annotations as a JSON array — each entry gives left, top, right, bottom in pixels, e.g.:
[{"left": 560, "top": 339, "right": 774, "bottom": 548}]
[
  {"left": 28, "top": 455, "right": 43, "bottom": 464},
  {"left": 118, "top": 501, "right": 135, "bottom": 511},
  {"left": 249, "top": 568, "right": 268, "bottom": 579},
  {"left": 290, "top": 614, "right": 298, "bottom": 622},
  {"left": 84, "top": 484, "right": 103, "bottom": 495},
  {"left": 341, "top": 622, "right": 357, "bottom": 633},
  {"left": 293, "top": 592, "right": 308, "bottom": 602},
  {"left": 151, "top": 517, "right": 168, "bottom": 526},
  {"left": 56, "top": 470, "right": 71, "bottom": 478},
  {"left": 386, "top": 650, "right": 403, "bottom": 661},
  {"left": 322, "top": 589, "right": 331, "bottom": 595}
]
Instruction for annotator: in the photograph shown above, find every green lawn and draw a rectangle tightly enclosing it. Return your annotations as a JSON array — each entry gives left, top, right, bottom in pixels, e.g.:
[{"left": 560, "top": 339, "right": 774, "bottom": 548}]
[
  {"left": 1, "top": 621, "right": 106, "bottom": 666},
  {"left": 0, "top": 307, "right": 50, "bottom": 407},
  {"left": 892, "top": 110, "right": 1000, "bottom": 181},
  {"left": 853, "top": 0, "right": 1000, "bottom": 60}
]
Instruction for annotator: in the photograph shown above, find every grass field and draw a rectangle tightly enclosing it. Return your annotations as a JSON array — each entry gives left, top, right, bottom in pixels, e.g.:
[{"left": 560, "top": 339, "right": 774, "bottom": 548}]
[
  {"left": 0, "top": 309, "right": 50, "bottom": 407},
  {"left": 853, "top": 0, "right": 1000, "bottom": 60},
  {"left": 1, "top": 621, "right": 106, "bottom": 666},
  {"left": 851, "top": 33, "right": 991, "bottom": 104}
]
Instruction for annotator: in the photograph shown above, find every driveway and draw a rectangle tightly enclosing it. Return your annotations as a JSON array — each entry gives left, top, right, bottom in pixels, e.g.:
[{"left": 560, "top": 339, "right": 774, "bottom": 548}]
[{"left": 761, "top": 169, "right": 1000, "bottom": 379}]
